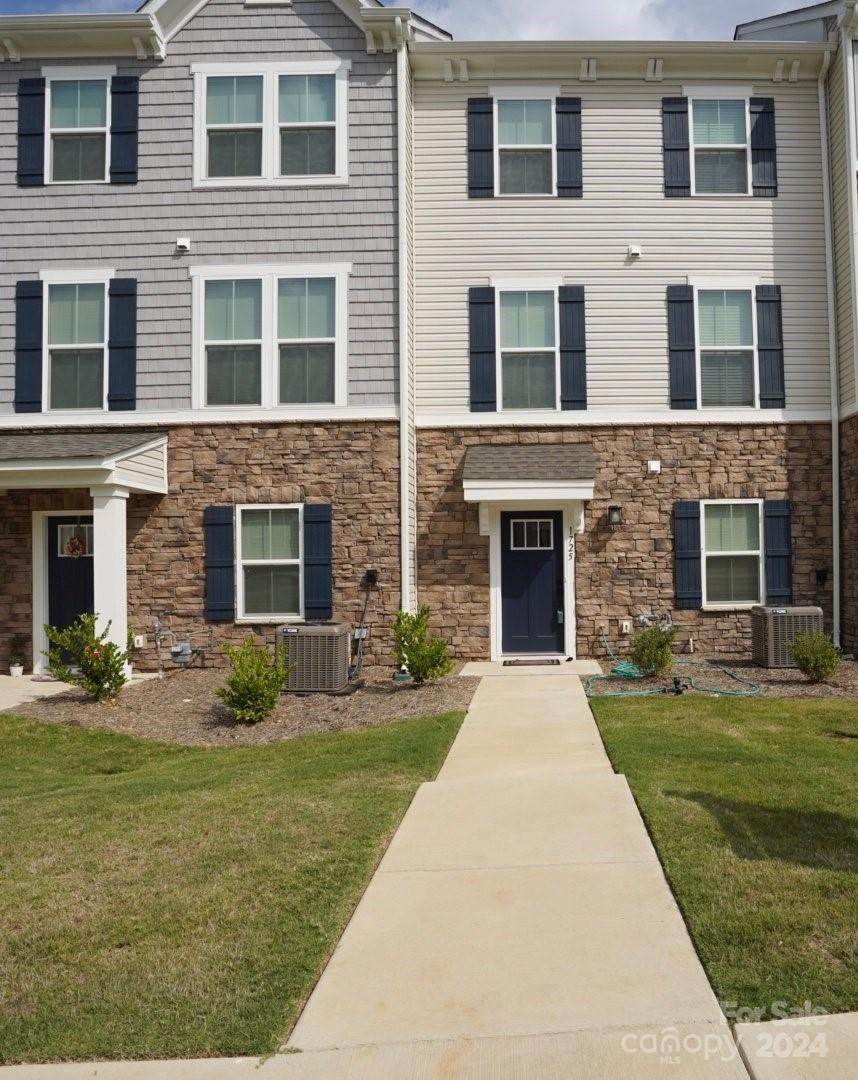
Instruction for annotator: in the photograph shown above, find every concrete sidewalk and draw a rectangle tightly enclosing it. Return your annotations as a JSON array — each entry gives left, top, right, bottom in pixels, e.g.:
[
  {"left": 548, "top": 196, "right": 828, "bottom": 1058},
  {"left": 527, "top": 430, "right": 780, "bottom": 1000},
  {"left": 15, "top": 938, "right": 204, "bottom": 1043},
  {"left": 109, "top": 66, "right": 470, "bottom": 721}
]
[
  {"left": 281, "top": 667, "right": 747, "bottom": 1077},
  {"left": 2, "top": 666, "right": 747, "bottom": 1079}
]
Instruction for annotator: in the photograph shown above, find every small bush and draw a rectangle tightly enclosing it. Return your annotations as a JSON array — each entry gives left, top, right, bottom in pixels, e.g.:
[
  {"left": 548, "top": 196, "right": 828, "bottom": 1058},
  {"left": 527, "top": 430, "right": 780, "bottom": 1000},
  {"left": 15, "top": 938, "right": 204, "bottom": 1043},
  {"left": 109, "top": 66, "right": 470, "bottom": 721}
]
[
  {"left": 790, "top": 632, "right": 840, "bottom": 684},
  {"left": 216, "top": 637, "right": 287, "bottom": 724},
  {"left": 392, "top": 606, "right": 453, "bottom": 686},
  {"left": 9, "top": 633, "right": 28, "bottom": 667},
  {"left": 630, "top": 624, "right": 676, "bottom": 677},
  {"left": 45, "top": 613, "right": 128, "bottom": 702}
]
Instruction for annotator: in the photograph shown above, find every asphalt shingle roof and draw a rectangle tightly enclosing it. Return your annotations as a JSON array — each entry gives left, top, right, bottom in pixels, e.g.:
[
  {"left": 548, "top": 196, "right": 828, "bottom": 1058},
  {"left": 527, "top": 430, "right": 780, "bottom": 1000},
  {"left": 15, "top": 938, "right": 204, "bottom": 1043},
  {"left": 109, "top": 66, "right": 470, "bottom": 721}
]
[
  {"left": 0, "top": 431, "right": 161, "bottom": 462},
  {"left": 463, "top": 444, "right": 596, "bottom": 482}
]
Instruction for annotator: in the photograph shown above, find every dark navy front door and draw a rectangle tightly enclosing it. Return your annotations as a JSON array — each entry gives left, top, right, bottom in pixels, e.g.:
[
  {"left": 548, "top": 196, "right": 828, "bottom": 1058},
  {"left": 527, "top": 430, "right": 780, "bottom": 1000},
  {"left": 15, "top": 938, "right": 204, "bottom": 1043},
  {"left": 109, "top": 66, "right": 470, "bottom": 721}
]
[
  {"left": 501, "top": 510, "right": 565, "bottom": 654},
  {"left": 48, "top": 516, "right": 95, "bottom": 635}
]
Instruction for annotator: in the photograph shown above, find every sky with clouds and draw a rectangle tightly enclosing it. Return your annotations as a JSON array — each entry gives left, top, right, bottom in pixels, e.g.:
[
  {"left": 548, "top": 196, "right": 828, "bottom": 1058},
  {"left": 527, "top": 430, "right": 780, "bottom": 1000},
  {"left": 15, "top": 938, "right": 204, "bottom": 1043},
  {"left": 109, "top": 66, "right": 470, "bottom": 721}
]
[{"left": 0, "top": 0, "right": 817, "bottom": 41}]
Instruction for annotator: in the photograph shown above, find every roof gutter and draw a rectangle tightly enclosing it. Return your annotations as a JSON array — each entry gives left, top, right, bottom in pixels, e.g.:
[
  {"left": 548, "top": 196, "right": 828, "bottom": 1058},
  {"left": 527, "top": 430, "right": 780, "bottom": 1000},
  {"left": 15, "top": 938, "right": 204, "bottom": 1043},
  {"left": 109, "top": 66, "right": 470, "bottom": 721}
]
[{"left": 818, "top": 46, "right": 841, "bottom": 644}]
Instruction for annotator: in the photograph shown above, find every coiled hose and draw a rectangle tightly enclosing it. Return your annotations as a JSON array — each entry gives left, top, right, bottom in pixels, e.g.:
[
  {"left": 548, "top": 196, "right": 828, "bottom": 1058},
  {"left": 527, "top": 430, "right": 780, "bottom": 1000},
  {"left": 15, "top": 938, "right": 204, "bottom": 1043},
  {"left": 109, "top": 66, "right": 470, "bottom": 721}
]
[{"left": 585, "top": 636, "right": 762, "bottom": 699}]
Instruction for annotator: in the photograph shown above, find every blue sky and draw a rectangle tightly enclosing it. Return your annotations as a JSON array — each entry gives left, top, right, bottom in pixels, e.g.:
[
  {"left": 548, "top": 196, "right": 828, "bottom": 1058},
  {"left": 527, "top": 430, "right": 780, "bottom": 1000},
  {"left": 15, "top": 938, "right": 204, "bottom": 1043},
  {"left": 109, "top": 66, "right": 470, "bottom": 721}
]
[{"left": 0, "top": 0, "right": 815, "bottom": 40}]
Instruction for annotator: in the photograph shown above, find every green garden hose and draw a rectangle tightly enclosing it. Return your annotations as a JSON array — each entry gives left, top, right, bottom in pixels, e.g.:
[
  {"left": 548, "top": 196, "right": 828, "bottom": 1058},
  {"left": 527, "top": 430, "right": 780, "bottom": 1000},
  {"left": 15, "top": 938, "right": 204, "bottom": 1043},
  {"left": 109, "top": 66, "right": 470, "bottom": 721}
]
[{"left": 585, "top": 636, "right": 762, "bottom": 699}]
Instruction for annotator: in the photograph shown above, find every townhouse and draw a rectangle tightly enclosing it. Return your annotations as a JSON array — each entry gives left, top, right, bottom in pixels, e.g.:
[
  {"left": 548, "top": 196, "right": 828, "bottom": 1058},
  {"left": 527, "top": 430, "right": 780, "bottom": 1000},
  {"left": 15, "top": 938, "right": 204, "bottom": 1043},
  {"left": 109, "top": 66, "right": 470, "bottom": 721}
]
[
  {"left": 0, "top": 0, "right": 447, "bottom": 672},
  {"left": 0, "top": 0, "right": 852, "bottom": 671}
]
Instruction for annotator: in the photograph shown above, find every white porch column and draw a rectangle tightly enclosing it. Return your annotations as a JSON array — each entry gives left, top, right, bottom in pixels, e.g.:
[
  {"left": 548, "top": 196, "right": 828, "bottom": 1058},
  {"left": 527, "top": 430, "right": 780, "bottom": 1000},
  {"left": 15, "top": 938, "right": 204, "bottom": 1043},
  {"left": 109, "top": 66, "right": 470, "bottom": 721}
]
[{"left": 90, "top": 485, "right": 129, "bottom": 655}]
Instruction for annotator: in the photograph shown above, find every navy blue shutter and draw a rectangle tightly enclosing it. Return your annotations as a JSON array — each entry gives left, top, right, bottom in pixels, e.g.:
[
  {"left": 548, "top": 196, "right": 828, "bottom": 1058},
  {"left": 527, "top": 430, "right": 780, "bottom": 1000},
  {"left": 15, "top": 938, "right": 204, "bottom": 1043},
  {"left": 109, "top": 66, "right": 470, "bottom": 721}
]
[
  {"left": 110, "top": 76, "right": 139, "bottom": 185},
  {"left": 469, "top": 287, "right": 497, "bottom": 412},
  {"left": 108, "top": 278, "right": 137, "bottom": 411},
  {"left": 14, "top": 281, "right": 43, "bottom": 414},
  {"left": 764, "top": 501, "right": 793, "bottom": 605},
  {"left": 556, "top": 97, "right": 582, "bottom": 198},
  {"left": 667, "top": 285, "right": 697, "bottom": 409},
  {"left": 674, "top": 502, "right": 702, "bottom": 610},
  {"left": 662, "top": 97, "right": 690, "bottom": 198},
  {"left": 467, "top": 97, "right": 494, "bottom": 198},
  {"left": 756, "top": 285, "right": 785, "bottom": 409},
  {"left": 303, "top": 504, "right": 333, "bottom": 620},
  {"left": 17, "top": 78, "right": 45, "bottom": 187},
  {"left": 750, "top": 97, "right": 777, "bottom": 198},
  {"left": 559, "top": 286, "right": 586, "bottom": 409},
  {"left": 204, "top": 507, "right": 235, "bottom": 622}
]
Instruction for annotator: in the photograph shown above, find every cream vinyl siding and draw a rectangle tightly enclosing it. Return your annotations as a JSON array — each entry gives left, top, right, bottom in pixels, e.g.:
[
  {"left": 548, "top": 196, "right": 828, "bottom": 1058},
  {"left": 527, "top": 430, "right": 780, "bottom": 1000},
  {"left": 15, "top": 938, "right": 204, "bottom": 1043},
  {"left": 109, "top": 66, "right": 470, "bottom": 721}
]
[
  {"left": 413, "top": 79, "right": 831, "bottom": 417},
  {"left": 827, "top": 48, "right": 856, "bottom": 413}
]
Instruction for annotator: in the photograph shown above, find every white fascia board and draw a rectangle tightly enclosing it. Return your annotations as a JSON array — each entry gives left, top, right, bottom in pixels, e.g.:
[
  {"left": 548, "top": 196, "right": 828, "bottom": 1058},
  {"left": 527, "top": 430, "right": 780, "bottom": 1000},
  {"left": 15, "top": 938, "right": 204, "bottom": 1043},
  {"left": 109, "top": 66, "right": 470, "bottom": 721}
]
[
  {"left": 464, "top": 479, "right": 595, "bottom": 502},
  {"left": 417, "top": 407, "right": 832, "bottom": 428},
  {"left": 0, "top": 405, "right": 399, "bottom": 431}
]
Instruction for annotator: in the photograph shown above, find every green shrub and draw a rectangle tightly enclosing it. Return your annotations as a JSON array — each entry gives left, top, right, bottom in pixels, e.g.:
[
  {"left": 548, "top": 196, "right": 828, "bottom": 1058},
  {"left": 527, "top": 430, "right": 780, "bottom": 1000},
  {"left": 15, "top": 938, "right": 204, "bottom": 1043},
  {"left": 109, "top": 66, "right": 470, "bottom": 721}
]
[
  {"left": 9, "top": 633, "right": 28, "bottom": 667},
  {"left": 45, "top": 613, "right": 128, "bottom": 702},
  {"left": 630, "top": 624, "right": 676, "bottom": 677},
  {"left": 216, "top": 637, "right": 287, "bottom": 724},
  {"left": 392, "top": 606, "right": 453, "bottom": 686},
  {"left": 790, "top": 632, "right": 840, "bottom": 684}
]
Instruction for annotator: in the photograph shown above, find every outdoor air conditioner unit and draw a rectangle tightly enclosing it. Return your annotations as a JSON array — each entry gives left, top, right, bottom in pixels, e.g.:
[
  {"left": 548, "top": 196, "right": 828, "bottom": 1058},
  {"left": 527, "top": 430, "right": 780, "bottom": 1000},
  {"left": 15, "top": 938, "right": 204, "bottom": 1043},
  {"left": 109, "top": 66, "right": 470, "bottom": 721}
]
[
  {"left": 751, "top": 606, "right": 824, "bottom": 668},
  {"left": 281, "top": 623, "right": 351, "bottom": 693}
]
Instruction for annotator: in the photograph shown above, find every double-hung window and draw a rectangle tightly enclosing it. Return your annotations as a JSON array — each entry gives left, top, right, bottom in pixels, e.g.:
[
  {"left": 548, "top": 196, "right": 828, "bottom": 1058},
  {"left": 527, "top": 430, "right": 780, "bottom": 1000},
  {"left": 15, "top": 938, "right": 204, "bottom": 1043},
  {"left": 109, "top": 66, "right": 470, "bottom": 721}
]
[
  {"left": 697, "top": 288, "right": 756, "bottom": 407},
  {"left": 47, "top": 73, "right": 110, "bottom": 183},
  {"left": 193, "top": 62, "right": 349, "bottom": 186},
  {"left": 193, "top": 264, "right": 349, "bottom": 410},
  {"left": 45, "top": 279, "right": 108, "bottom": 410},
  {"left": 496, "top": 96, "right": 554, "bottom": 195},
  {"left": 691, "top": 97, "right": 750, "bottom": 195},
  {"left": 237, "top": 505, "right": 302, "bottom": 619},
  {"left": 278, "top": 277, "right": 336, "bottom": 404},
  {"left": 206, "top": 75, "right": 264, "bottom": 179},
  {"left": 498, "top": 289, "right": 558, "bottom": 410},
  {"left": 702, "top": 501, "right": 763, "bottom": 607},
  {"left": 279, "top": 75, "right": 336, "bottom": 177},
  {"left": 204, "top": 279, "right": 263, "bottom": 406}
]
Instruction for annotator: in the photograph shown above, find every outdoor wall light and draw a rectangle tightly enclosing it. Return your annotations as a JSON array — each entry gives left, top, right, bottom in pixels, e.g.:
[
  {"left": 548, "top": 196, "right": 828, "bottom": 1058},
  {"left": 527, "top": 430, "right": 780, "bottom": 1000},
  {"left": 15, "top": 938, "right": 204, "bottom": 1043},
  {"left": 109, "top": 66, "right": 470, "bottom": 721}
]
[{"left": 607, "top": 505, "right": 624, "bottom": 529}]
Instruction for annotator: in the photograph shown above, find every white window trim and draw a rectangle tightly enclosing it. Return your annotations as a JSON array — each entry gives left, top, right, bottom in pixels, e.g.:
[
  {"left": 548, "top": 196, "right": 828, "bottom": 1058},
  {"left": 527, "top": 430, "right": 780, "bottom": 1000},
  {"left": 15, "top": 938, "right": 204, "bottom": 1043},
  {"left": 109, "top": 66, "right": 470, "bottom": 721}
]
[
  {"left": 684, "top": 89, "right": 753, "bottom": 198},
  {"left": 190, "top": 262, "right": 351, "bottom": 411},
  {"left": 492, "top": 89, "right": 558, "bottom": 198},
  {"left": 495, "top": 285, "right": 562, "bottom": 413},
  {"left": 700, "top": 498, "right": 765, "bottom": 611},
  {"left": 693, "top": 283, "right": 760, "bottom": 411},
  {"left": 235, "top": 503, "right": 304, "bottom": 623},
  {"left": 40, "top": 268, "right": 116, "bottom": 416},
  {"left": 191, "top": 60, "right": 350, "bottom": 189},
  {"left": 43, "top": 65, "right": 116, "bottom": 187}
]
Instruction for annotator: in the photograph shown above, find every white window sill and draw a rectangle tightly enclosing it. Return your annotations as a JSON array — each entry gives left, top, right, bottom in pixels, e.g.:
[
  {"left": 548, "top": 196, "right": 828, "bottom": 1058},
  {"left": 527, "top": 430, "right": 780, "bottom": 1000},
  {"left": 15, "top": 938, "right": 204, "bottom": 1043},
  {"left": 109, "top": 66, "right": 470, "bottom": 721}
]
[
  {"left": 194, "top": 176, "right": 348, "bottom": 190},
  {"left": 702, "top": 604, "right": 760, "bottom": 612},
  {"left": 236, "top": 616, "right": 304, "bottom": 624}
]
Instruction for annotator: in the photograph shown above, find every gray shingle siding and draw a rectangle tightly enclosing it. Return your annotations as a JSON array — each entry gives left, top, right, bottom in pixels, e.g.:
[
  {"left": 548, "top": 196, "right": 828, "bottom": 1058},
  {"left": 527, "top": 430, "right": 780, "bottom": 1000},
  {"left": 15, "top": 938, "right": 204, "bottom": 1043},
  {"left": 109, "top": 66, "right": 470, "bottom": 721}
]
[{"left": 0, "top": 0, "right": 399, "bottom": 414}]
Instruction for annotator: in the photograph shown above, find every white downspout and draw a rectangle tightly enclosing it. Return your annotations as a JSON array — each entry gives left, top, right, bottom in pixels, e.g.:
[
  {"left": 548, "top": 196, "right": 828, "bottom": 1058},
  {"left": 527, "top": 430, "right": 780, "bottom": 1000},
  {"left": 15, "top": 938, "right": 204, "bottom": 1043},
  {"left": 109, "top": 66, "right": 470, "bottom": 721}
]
[
  {"left": 396, "top": 32, "right": 413, "bottom": 612},
  {"left": 819, "top": 47, "right": 841, "bottom": 644}
]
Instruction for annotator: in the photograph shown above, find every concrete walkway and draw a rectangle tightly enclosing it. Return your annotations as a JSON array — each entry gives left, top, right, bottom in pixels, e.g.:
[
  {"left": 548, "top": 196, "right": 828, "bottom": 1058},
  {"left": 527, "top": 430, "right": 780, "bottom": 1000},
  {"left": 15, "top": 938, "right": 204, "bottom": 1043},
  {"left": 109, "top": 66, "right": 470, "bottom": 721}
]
[
  {"left": 0, "top": 675, "right": 71, "bottom": 711},
  {"left": 2, "top": 665, "right": 748, "bottom": 1080}
]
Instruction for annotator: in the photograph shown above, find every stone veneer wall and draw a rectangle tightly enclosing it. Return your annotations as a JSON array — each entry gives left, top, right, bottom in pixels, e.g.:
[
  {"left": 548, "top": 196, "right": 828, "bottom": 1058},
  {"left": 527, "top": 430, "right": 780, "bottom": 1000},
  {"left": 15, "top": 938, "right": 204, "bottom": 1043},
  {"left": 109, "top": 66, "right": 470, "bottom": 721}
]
[
  {"left": 0, "top": 422, "right": 401, "bottom": 672},
  {"left": 840, "top": 413, "right": 858, "bottom": 651},
  {"left": 416, "top": 424, "right": 833, "bottom": 660}
]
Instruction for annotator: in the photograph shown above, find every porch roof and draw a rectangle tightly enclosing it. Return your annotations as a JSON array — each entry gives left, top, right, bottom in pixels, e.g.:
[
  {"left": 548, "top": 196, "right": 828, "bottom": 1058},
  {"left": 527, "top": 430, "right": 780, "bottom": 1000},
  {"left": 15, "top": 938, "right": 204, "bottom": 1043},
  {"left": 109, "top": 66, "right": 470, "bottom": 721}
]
[
  {"left": 462, "top": 444, "right": 596, "bottom": 503},
  {"left": 0, "top": 430, "right": 168, "bottom": 494}
]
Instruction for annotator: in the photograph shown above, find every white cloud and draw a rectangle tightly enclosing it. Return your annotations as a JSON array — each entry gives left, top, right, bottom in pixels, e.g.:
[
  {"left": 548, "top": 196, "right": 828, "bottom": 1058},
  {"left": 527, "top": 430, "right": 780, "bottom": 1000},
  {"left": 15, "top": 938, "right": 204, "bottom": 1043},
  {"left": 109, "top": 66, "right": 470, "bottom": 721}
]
[{"left": 414, "top": 0, "right": 812, "bottom": 41}]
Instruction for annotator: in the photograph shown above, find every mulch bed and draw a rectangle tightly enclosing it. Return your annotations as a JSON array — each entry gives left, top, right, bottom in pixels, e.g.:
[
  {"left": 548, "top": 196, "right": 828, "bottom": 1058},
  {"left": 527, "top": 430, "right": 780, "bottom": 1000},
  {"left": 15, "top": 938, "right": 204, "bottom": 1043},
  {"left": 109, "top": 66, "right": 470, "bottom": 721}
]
[
  {"left": 589, "top": 657, "right": 858, "bottom": 699},
  {"left": 7, "top": 667, "right": 481, "bottom": 747}
]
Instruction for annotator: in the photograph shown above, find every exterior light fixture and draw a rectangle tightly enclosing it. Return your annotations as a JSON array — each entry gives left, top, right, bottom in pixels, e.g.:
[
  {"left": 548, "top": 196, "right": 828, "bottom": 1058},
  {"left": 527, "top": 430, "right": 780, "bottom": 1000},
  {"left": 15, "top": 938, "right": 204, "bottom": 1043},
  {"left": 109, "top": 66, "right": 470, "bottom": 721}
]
[{"left": 607, "top": 505, "right": 624, "bottom": 529}]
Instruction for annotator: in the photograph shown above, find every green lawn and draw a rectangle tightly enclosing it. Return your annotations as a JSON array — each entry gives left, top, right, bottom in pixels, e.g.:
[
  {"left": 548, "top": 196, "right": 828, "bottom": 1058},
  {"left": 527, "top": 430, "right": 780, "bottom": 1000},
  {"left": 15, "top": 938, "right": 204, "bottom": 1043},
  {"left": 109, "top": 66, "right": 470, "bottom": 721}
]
[
  {"left": 590, "top": 696, "right": 857, "bottom": 1019},
  {"left": 0, "top": 711, "right": 463, "bottom": 1064}
]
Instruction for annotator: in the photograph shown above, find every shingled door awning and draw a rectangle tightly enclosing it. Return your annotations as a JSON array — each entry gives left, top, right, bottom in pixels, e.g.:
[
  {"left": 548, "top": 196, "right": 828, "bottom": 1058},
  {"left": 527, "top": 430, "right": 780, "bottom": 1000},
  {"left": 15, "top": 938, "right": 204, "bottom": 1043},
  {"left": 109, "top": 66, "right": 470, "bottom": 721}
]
[
  {"left": 462, "top": 444, "right": 596, "bottom": 503},
  {"left": 0, "top": 430, "right": 167, "bottom": 493}
]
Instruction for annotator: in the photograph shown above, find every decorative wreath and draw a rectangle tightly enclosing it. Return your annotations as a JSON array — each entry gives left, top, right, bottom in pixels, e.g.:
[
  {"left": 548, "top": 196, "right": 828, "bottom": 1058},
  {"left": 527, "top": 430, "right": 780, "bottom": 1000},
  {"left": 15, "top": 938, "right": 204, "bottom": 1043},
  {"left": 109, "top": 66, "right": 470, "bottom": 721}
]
[{"left": 64, "top": 534, "right": 86, "bottom": 559}]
